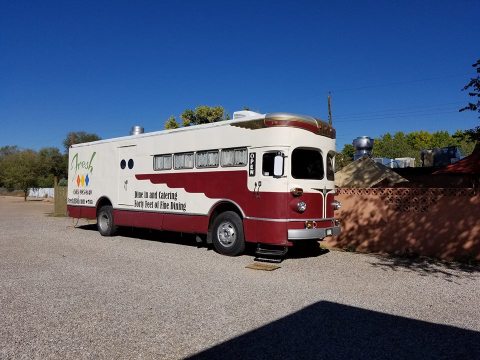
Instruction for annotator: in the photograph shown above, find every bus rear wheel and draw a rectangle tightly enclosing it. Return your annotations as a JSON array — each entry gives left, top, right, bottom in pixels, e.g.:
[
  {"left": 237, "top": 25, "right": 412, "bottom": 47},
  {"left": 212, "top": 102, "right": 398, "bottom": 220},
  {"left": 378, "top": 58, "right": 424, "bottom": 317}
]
[
  {"left": 212, "top": 211, "right": 245, "bottom": 256},
  {"left": 97, "top": 205, "right": 118, "bottom": 236}
]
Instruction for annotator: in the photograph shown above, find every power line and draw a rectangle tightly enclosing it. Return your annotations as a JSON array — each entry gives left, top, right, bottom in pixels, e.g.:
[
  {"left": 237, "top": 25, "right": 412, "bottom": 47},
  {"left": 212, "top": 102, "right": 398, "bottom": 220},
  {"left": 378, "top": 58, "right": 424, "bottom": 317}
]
[
  {"left": 331, "top": 73, "right": 470, "bottom": 93},
  {"left": 334, "top": 102, "right": 464, "bottom": 119},
  {"left": 335, "top": 110, "right": 459, "bottom": 123}
]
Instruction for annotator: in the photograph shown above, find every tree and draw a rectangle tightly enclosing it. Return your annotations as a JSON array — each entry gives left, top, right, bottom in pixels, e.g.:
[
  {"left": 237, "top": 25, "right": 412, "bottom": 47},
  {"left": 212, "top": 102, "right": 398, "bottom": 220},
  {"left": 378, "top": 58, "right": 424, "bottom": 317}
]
[
  {"left": 37, "top": 147, "right": 67, "bottom": 187},
  {"left": 336, "top": 144, "right": 354, "bottom": 170},
  {"left": 181, "top": 106, "right": 226, "bottom": 127},
  {"left": 63, "top": 132, "right": 101, "bottom": 153},
  {"left": 0, "top": 146, "right": 20, "bottom": 187},
  {"left": 373, "top": 132, "right": 415, "bottom": 160},
  {"left": 452, "top": 130, "right": 477, "bottom": 156},
  {"left": 2, "top": 150, "right": 40, "bottom": 200},
  {"left": 406, "top": 131, "right": 433, "bottom": 151},
  {"left": 430, "top": 131, "right": 452, "bottom": 148},
  {"left": 459, "top": 59, "right": 480, "bottom": 140},
  {"left": 0, "top": 145, "right": 19, "bottom": 158},
  {"left": 165, "top": 116, "right": 180, "bottom": 130},
  {"left": 372, "top": 130, "right": 476, "bottom": 166}
]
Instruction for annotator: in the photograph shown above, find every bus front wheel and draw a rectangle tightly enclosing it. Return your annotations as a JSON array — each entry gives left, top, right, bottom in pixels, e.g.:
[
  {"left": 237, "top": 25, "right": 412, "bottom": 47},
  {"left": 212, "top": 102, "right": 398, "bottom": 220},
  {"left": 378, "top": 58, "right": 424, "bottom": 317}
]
[
  {"left": 212, "top": 211, "right": 245, "bottom": 256},
  {"left": 97, "top": 205, "right": 118, "bottom": 236}
]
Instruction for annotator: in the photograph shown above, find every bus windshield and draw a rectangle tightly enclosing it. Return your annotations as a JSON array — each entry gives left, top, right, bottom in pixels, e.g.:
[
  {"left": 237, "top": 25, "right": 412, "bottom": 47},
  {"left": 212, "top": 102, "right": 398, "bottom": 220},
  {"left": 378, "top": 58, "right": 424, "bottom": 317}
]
[{"left": 291, "top": 148, "right": 324, "bottom": 180}]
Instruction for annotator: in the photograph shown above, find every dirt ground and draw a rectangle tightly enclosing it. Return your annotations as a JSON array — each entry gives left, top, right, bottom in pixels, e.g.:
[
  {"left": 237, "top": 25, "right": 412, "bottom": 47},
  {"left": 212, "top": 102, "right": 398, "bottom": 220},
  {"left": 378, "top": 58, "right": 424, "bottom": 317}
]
[{"left": 1, "top": 196, "right": 479, "bottom": 359}]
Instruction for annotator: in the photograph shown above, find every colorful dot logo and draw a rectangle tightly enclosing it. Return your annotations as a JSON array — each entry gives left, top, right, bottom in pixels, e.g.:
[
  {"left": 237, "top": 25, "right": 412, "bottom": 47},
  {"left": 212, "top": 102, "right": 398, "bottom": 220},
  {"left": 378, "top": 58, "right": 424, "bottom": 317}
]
[{"left": 76, "top": 174, "right": 91, "bottom": 187}]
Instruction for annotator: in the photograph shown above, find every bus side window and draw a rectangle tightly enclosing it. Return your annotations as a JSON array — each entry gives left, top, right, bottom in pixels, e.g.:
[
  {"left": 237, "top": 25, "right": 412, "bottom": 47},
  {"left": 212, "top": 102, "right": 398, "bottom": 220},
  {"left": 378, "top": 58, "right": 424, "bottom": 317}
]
[
  {"left": 262, "top": 153, "right": 276, "bottom": 176},
  {"left": 327, "top": 151, "right": 335, "bottom": 180}
]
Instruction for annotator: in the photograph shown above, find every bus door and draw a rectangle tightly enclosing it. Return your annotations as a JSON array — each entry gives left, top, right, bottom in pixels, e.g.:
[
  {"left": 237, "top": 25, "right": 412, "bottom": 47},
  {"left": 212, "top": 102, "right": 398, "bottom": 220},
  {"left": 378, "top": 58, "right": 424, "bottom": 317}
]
[
  {"left": 248, "top": 147, "right": 289, "bottom": 244},
  {"left": 117, "top": 145, "right": 137, "bottom": 207}
]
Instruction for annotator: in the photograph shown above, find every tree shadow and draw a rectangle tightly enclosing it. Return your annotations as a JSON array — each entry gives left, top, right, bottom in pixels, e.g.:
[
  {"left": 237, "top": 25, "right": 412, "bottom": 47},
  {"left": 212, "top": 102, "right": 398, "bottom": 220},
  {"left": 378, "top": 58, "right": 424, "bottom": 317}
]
[
  {"left": 187, "top": 300, "right": 480, "bottom": 360},
  {"left": 368, "top": 253, "right": 480, "bottom": 280}
]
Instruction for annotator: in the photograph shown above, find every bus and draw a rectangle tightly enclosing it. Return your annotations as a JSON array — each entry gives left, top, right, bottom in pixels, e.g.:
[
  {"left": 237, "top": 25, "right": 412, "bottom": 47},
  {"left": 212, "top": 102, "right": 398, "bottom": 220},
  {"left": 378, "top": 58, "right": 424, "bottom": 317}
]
[{"left": 67, "top": 110, "right": 341, "bottom": 256}]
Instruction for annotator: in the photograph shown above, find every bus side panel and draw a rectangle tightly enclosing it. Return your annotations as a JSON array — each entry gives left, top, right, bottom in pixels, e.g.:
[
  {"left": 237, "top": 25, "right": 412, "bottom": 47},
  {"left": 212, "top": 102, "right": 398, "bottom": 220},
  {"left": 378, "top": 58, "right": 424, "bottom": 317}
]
[
  {"left": 114, "top": 209, "right": 163, "bottom": 230},
  {"left": 162, "top": 213, "right": 209, "bottom": 234},
  {"left": 243, "top": 219, "right": 288, "bottom": 245},
  {"left": 67, "top": 205, "right": 96, "bottom": 219},
  {"left": 113, "top": 209, "right": 209, "bottom": 234}
]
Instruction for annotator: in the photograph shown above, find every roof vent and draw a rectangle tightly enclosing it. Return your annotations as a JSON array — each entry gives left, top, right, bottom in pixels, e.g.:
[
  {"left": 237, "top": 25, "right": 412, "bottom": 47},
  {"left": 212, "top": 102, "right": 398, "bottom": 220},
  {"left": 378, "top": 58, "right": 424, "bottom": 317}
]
[
  {"left": 233, "top": 110, "right": 262, "bottom": 119},
  {"left": 130, "top": 125, "right": 144, "bottom": 135}
]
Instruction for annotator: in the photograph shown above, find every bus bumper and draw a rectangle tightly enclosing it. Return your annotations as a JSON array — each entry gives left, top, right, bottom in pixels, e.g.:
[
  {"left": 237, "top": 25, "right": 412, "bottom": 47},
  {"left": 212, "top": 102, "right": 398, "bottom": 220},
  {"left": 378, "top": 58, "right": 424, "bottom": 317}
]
[{"left": 288, "top": 226, "right": 341, "bottom": 241}]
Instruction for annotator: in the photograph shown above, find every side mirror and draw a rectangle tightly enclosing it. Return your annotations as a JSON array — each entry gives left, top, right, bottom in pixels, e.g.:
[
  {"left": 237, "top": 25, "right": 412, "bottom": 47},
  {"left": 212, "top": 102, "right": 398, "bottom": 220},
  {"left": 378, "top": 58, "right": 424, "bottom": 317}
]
[{"left": 273, "top": 154, "right": 284, "bottom": 177}]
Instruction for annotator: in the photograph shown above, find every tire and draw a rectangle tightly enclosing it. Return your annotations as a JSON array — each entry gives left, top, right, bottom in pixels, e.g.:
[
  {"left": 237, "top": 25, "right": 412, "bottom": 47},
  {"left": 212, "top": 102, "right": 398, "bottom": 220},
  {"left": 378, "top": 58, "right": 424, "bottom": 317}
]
[
  {"left": 212, "top": 211, "right": 245, "bottom": 256},
  {"left": 97, "top": 205, "right": 118, "bottom": 236}
]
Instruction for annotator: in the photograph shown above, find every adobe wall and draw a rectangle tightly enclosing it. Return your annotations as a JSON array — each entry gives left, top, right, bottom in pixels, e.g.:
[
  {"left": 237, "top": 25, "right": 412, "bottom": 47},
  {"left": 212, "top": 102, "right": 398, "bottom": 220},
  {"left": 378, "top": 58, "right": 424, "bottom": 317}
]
[{"left": 324, "top": 188, "right": 480, "bottom": 261}]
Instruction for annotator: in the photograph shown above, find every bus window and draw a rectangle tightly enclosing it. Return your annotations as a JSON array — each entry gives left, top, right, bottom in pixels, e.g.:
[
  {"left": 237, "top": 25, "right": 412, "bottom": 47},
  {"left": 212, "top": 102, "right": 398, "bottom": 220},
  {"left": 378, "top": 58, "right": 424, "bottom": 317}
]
[
  {"left": 154, "top": 154, "right": 172, "bottom": 171},
  {"left": 262, "top": 153, "right": 276, "bottom": 176},
  {"left": 221, "top": 148, "right": 247, "bottom": 167},
  {"left": 292, "top": 148, "right": 324, "bottom": 180},
  {"left": 196, "top": 150, "right": 219, "bottom": 168},
  {"left": 174, "top": 152, "right": 194, "bottom": 169},
  {"left": 326, "top": 151, "right": 335, "bottom": 180}
]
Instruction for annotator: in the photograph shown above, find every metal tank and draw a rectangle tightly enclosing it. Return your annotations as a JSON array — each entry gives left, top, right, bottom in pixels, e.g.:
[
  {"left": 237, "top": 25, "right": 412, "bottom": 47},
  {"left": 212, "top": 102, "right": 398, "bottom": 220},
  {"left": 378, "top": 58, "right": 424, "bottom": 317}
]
[{"left": 353, "top": 136, "right": 374, "bottom": 161}]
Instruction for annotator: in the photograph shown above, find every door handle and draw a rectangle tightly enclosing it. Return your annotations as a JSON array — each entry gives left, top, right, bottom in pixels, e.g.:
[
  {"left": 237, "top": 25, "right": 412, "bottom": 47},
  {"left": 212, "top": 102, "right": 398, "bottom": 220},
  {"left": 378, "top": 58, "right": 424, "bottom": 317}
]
[{"left": 254, "top": 181, "right": 262, "bottom": 198}]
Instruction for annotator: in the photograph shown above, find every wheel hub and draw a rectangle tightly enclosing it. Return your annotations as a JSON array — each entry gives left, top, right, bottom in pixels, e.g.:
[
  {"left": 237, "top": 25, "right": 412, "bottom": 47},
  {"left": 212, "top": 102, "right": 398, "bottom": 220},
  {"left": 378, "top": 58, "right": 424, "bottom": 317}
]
[
  {"left": 99, "top": 214, "right": 109, "bottom": 232},
  {"left": 217, "top": 221, "right": 236, "bottom": 247}
]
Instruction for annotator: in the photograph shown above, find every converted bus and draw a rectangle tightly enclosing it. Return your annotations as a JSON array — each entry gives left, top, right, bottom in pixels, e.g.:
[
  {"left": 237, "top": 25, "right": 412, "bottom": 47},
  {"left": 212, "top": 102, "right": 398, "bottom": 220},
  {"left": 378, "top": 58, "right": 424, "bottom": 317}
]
[{"left": 67, "top": 111, "right": 341, "bottom": 256}]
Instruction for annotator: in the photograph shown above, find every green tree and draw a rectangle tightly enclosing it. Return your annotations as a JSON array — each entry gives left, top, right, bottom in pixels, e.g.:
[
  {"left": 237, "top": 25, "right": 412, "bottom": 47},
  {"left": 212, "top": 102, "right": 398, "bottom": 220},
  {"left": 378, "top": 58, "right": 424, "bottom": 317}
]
[
  {"left": 0, "top": 146, "right": 20, "bottom": 187},
  {"left": 0, "top": 145, "right": 20, "bottom": 158},
  {"left": 181, "top": 106, "right": 226, "bottom": 127},
  {"left": 63, "top": 131, "right": 101, "bottom": 153},
  {"left": 373, "top": 132, "right": 415, "bottom": 160},
  {"left": 165, "top": 115, "right": 180, "bottom": 130},
  {"left": 335, "top": 144, "right": 354, "bottom": 170},
  {"left": 459, "top": 59, "right": 480, "bottom": 140},
  {"left": 452, "top": 130, "right": 477, "bottom": 156},
  {"left": 373, "top": 130, "right": 476, "bottom": 166},
  {"left": 2, "top": 150, "right": 40, "bottom": 200},
  {"left": 406, "top": 131, "right": 433, "bottom": 151},
  {"left": 430, "top": 131, "right": 453, "bottom": 148},
  {"left": 37, "top": 147, "right": 67, "bottom": 187}
]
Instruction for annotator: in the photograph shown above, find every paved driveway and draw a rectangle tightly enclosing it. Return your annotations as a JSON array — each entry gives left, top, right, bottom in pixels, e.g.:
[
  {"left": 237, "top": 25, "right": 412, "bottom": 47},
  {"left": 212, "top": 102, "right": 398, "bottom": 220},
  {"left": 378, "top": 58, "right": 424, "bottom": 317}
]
[{"left": 1, "top": 196, "right": 479, "bottom": 359}]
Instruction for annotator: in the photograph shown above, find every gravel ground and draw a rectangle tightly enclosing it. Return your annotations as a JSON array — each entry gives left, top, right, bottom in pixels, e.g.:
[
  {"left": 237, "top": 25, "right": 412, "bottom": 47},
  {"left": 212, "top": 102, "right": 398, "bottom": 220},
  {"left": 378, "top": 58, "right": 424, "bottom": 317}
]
[{"left": 0, "top": 196, "right": 479, "bottom": 359}]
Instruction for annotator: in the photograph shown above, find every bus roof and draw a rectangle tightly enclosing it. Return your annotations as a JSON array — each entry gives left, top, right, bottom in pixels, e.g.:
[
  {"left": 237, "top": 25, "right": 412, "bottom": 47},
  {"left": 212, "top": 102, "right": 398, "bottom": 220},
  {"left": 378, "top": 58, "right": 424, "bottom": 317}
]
[{"left": 70, "top": 111, "right": 335, "bottom": 149}]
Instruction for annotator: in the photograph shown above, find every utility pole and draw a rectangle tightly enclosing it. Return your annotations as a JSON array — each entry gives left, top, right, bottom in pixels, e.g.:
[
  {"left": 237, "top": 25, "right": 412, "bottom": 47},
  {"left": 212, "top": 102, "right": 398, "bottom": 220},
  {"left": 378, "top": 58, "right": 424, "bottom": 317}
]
[{"left": 327, "top": 92, "right": 332, "bottom": 125}]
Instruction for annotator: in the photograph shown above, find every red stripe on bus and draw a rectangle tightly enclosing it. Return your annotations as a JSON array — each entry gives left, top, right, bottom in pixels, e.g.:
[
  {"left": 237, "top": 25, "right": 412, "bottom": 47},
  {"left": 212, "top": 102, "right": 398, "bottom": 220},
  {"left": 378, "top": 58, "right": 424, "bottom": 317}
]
[
  {"left": 67, "top": 205, "right": 96, "bottom": 219},
  {"left": 135, "top": 170, "right": 325, "bottom": 219},
  {"left": 67, "top": 205, "right": 289, "bottom": 244}
]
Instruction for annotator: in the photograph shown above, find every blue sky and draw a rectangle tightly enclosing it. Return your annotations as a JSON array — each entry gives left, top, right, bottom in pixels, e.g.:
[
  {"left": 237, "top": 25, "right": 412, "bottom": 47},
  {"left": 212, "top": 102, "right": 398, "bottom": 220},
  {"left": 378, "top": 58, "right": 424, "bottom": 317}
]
[{"left": 1, "top": 0, "right": 479, "bottom": 151}]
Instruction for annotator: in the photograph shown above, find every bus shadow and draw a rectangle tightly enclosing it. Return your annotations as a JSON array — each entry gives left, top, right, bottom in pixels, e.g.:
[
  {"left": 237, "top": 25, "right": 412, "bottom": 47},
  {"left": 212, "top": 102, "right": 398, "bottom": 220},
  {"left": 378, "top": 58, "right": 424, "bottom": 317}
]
[
  {"left": 77, "top": 224, "right": 330, "bottom": 259},
  {"left": 76, "top": 224, "right": 201, "bottom": 248},
  {"left": 187, "top": 300, "right": 480, "bottom": 360},
  {"left": 287, "top": 243, "right": 330, "bottom": 259}
]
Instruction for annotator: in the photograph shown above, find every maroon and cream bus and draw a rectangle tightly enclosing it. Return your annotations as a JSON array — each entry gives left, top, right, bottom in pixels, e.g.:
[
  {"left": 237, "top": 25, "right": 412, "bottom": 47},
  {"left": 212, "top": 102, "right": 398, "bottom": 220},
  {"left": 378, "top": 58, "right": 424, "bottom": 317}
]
[{"left": 67, "top": 110, "right": 341, "bottom": 256}]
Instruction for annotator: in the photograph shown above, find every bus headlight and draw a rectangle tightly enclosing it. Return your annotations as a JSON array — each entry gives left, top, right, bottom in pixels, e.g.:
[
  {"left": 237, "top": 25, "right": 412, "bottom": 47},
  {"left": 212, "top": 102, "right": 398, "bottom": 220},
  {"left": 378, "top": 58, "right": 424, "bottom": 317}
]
[
  {"left": 332, "top": 200, "right": 341, "bottom": 210},
  {"left": 297, "top": 201, "right": 307, "bottom": 213},
  {"left": 290, "top": 187, "right": 303, "bottom": 196}
]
